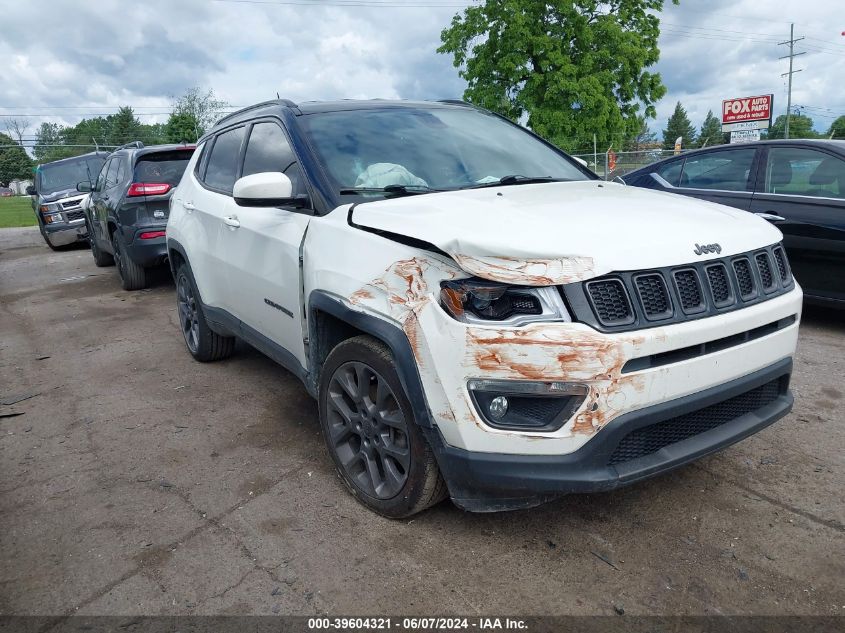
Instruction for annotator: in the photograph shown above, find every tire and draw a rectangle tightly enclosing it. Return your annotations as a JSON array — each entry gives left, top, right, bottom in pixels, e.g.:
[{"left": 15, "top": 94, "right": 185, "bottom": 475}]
[
  {"left": 175, "top": 262, "right": 235, "bottom": 362},
  {"left": 88, "top": 222, "right": 114, "bottom": 267},
  {"left": 111, "top": 229, "right": 147, "bottom": 290},
  {"left": 319, "top": 335, "right": 447, "bottom": 518},
  {"left": 39, "top": 224, "right": 60, "bottom": 251}
]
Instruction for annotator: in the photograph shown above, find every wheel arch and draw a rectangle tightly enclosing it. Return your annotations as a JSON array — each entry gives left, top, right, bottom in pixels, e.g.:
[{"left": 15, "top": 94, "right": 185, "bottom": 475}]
[{"left": 308, "top": 291, "right": 433, "bottom": 428}]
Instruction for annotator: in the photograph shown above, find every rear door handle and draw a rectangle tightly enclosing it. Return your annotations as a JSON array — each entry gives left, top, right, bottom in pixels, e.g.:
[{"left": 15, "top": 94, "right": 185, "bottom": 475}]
[
  {"left": 183, "top": 201, "right": 196, "bottom": 212},
  {"left": 754, "top": 212, "right": 786, "bottom": 222},
  {"left": 223, "top": 216, "right": 240, "bottom": 228}
]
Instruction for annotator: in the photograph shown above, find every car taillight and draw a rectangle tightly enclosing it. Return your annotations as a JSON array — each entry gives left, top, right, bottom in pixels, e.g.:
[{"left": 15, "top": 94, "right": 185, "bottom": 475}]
[
  {"left": 128, "top": 182, "right": 171, "bottom": 197},
  {"left": 139, "top": 231, "right": 167, "bottom": 240}
]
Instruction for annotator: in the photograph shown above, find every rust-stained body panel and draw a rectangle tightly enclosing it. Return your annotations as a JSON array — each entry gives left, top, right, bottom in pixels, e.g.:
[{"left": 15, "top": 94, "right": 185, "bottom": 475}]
[{"left": 304, "top": 210, "right": 802, "bottom": 456}]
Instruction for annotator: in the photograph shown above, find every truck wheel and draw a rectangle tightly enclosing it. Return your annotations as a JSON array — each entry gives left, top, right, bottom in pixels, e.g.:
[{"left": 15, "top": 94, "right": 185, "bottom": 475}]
[
  {"left": 39, "top": 225, "right": 60, "bottom": 251},
  {"left": 319, "top": 336, "right": 447, "bottom": 518},
  {"left": 112, "top": 230, "right": 146, "bottom": 290},
  {"left": 175, "top": 263, "right": 235, "bottom": 362},
  {"left": 88, "top": 223, "right": 114, "bottom": 267}
]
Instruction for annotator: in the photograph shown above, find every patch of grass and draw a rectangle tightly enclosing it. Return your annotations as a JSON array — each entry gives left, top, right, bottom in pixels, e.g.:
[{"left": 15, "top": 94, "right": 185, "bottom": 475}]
[{"left": 0, "top": 196, "right": 37, "bottom": 228}]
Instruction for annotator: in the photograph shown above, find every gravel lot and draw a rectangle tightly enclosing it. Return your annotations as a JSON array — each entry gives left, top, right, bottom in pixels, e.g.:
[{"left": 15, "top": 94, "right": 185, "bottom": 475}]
[{"left": 1, "top": 227, "right": 843, "bottom": 617}]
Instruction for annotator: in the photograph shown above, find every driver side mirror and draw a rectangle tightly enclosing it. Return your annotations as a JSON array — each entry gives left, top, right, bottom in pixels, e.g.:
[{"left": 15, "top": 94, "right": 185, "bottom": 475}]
[
  {"left": 25, "top": 185, "right": 36, "bottom": 196},
  {"left": 76, "top": 181, "right": 93, "bottom": 193},
  {"left": 233, "top": 172, "right": 308, "bottom": 208}
]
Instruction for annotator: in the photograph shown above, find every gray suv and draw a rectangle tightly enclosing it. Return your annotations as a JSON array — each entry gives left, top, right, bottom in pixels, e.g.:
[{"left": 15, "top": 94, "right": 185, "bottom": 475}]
[{"left": 28, "top": 152, "right": 108, "bottom": 250}]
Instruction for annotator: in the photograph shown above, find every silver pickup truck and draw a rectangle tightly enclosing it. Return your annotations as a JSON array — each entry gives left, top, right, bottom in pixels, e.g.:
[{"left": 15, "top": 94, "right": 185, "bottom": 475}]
[{"left": 28, "top": 152, "right": 107, "bottom": 250}]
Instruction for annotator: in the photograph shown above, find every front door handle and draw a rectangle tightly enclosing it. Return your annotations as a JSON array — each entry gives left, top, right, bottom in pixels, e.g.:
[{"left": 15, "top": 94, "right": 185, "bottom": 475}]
[
  {"left": 754, "top": 212, "right": 786, "bottom": 222},
  {"left": 223, "top": 216, "right": 241, "bottom": 228}
]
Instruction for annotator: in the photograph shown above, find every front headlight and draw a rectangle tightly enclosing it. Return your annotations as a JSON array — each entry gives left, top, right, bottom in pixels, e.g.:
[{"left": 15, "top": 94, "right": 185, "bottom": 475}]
[{"left": 440, "top": 278, "right": 571, "bottom": 326}]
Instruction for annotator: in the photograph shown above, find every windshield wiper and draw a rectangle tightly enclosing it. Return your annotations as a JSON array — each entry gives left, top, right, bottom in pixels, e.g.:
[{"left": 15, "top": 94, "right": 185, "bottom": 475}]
[
  {"left": 465, "top": 175, "right": 569, "bottom": 189},
  {"left": 339, "top": 184, "right": 441, "bottom": 197}
]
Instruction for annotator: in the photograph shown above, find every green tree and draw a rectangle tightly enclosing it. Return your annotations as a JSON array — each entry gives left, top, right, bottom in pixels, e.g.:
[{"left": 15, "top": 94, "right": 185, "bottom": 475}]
[
  {"left": 106, "top": 106, "right": 142, "bottom": 145},
  {"left": 766, "top": 114, "right": 818, "bottom": 139},
  {"left": 438, "top": 0, "right": 678, "bottom": 153},
  {"left": 170, "top": 87, "right": 228, "bottom": 138},
  {"left": 33, "top": 122, "right": 69, "bottom": 163},
  {"left": 165, "top": 111, "right": 201, "bottom": 143},
  {"left": 624, "top": 115, "right": 657, "bottom": 151},
  {"left": 662, "top": 101, "right": 696, "bottom": 150},
  {"left": 697, "top": 110, "right": 724, "bottom": 147},
  {"left": 827, "top": 115, "right": 845, "bottom": 139},
  {"left": 0, "top": 133, "right": 33, "bottom": 185}
]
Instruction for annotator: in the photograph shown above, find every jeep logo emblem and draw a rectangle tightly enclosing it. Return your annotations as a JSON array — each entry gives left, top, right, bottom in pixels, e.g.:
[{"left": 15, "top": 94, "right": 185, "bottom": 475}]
[{"left": 694, "top": 243, "right": 722, "bottom": 256}]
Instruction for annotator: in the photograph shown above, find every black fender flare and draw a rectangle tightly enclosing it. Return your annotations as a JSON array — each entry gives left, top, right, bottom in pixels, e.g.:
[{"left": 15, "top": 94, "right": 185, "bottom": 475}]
[{"left": 308, "top": 291, "right": 433, "bottom": 428}]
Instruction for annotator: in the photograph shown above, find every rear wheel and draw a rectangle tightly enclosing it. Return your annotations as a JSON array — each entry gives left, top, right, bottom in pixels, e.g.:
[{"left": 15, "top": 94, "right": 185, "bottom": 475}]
[
  {"left": 112, "top": 230, "right": 147, "bottom": 290},
  {"left": 175, "top": 263, "right": 235, "bottom": 362},
  {"left": 319, "top": 336, "right": 447, "bottom": 518},
  {"left": 88, "top": 222, "right": 114, "bottom": 267}
]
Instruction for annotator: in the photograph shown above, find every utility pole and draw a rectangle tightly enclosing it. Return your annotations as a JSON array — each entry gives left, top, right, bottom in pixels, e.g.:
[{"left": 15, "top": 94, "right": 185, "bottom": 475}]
[{"left": 778, "top": 23, "right": 805, "bottom": 139}]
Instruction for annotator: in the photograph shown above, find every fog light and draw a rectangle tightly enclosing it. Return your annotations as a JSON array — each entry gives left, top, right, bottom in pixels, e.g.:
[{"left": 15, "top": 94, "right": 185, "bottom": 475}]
[{"left": 488, "top": 396, "right": 509, "bottom": 420}]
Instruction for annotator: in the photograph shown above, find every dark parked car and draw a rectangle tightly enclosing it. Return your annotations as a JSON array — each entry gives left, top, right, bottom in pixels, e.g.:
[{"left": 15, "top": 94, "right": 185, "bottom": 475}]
[
  {"left": 0, "top": 186, "right": 13, "bottom": 197},
  {"left": 27, "top": 152, "right": 108, "bottom": 249},
  {"left": 79, "top": 142, "right": 195, "bottom": 290},
  {"left": 624, "top": 139, "right": 845, "bottom": 307}
]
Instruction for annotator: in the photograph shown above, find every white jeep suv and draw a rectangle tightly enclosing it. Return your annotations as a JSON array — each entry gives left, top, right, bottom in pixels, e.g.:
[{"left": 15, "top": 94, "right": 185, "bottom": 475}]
[{"left": 167, "top": 99, "right": 801, "bottom": 517}]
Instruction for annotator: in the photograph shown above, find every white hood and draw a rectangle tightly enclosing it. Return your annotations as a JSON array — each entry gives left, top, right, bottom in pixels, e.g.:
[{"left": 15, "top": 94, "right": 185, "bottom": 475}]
[{"left": 351, "top": 181, "right": 783, "bottom": 285}]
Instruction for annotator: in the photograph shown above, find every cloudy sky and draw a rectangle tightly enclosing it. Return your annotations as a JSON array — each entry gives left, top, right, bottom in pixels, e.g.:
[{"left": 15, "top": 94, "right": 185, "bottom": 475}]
[{"left": 1, "top": 0, "right": 843, "bottom": 151}]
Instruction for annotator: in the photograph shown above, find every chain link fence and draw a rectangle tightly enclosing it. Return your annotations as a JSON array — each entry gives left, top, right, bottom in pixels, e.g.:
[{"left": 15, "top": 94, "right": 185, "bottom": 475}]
[{"left": 571, "top": 149, "right": 686, "bottom": 180}]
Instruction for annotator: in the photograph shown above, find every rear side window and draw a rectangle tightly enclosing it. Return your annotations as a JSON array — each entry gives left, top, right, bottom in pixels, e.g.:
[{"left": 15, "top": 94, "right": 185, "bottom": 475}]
[
  {"left": 204, "top": 127, "right": 246, "bottom": 194},
  {"left": 762, "top": 147, "right": 845, "bottom": 199},
  {"left": 679, "top": 148, "right": 755, "bottom": 191},
  {"left": 242, "top": 121, "right": 304, "bottom": 194},
  {"left": 134, "top": 149, "right": 195, "bottom": 186},
  {"left": 96, "top": 159, "right": 111, "bottom": 191},
  {"left": 104, "top": 159, "right": 120, "bottom": 188}
]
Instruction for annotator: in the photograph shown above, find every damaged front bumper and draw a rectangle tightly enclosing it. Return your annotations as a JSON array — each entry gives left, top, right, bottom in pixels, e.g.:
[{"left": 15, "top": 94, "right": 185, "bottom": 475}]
[{"left": 426, "top": 358, "right": 792, "bottom": 512}]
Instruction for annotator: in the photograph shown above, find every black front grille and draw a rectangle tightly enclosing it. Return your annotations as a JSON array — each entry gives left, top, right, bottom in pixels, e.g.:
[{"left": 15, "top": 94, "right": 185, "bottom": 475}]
[
  {"left": 733, "top": 258, "right": 756, "bottom": 299},
  {"left": 61, "top": 199, "right": 81, "bottom": 209},
  {"left": 635, "top": 274, "right": 672, "bottom": 319},
  {"left": 608, "top": 379, "right": 783, "bottom": 466},
  {"left": 773, "top": 247, "right": 790, "bottom": 283},
  {"left": 65, "top": 210, "right": 84, "bottom": 222},
  {"left": 673, "top": 269, "right": 704, "bottom": 313},
  {"left": 565, "top": 243, "right": 793, "bottom": 333},
  {"left": 756, "top": 252, "right": 775, "bottom": 290},
  {"left": 706, "top": 263, "right": 732, "bottom": 305},
  {"left": 586, "top": 279, "right": 633, "bottom": 326}
]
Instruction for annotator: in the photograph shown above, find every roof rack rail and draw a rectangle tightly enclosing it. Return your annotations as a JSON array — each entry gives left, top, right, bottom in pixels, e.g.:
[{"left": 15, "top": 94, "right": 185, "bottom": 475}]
[
  {"left": 437, "top": 99, "right": 472, "bottom": 107},
  {"left": 214, "top": 99, "right": 298, "bottom": 128},
  {"left": 115, "top": 140, "right": 145, "bottom": 151}
]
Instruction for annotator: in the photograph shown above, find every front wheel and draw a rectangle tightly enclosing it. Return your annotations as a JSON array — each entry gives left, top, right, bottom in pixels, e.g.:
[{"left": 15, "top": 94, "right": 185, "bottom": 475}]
[
  {"left": 88, "top": 222, "right": 114, "bottom": 267},
  {"left": 319, "top": 336, "right": 447, "bottom": 518},
  {"left": 111, "top": 230, "right": 146, "bottom": 290}
]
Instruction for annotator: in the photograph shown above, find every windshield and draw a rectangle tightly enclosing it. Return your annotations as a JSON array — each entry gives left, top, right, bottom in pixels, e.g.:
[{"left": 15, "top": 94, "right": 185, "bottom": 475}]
[
  {"left": 37, "top": 156, "right": 106, "bottom": 195},
  {"left": 299, "top": 107, "right": 590, "bottom": 195},
  {"left": 134, "top": 149, "right": 194, "bottom": 186}
]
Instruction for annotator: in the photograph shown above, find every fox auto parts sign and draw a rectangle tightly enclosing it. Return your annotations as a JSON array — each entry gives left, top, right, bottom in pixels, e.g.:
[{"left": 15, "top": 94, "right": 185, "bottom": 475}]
[{"left": 722, "top": 95, "right": 773, "bottom": 131}]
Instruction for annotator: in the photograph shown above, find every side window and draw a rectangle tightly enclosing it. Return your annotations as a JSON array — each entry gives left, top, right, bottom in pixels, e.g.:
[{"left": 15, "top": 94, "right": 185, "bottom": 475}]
[
  {"left": 194, "top": 141, "right": 210, "bottom": 179},
  {"left": 203, "top": 126, "right": 246, "bottom": 194},
  {"left": 242, "top": 121, "right": 304, "bottom": 194},
  {"left": 115, "top": 158, "right": 126, "bottom": 186},
  {"left": 763, "top": 147, "right": 845, "bottom": 199},
  {"left": 656, "top": 160, "right": 683, "bottom": 187},
  {"left": 96, "top": 159, "right": 111, "bottom": 192},
  {"left": 104, "top": 159, "right": 120, "bottom": 189},
  {"left": 679, "top": 148, "right": 755, "bottom": 191}
]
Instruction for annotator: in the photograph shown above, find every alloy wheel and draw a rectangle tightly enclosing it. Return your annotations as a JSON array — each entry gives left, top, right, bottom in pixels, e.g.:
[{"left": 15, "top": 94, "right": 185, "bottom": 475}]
[
  {"left": 326, "top": 361, "right": 411, "bottom": 499},
  {"left": 177, "top": 274, "right": 200, "bottom": 353}
]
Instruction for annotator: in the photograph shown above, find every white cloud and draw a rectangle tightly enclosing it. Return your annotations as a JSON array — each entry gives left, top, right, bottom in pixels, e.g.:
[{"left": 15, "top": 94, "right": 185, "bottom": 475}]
[{"left": 1, "top": 0, "right": 843, "bottom": 143}]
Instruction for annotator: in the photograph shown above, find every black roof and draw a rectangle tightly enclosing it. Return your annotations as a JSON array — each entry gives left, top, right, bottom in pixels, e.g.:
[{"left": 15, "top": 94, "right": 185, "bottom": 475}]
[
  {"left": 209, "top": 98, "right": 473, "bottom": 133},
  {"left": 108, "top": 143, "right": 196, "bottom": 160}
]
